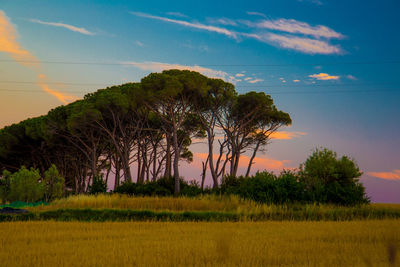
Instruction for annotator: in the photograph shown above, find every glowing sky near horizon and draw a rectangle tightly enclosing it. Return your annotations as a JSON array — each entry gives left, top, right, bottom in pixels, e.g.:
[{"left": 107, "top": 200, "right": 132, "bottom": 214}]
[{"left": 0, "top": 0, "right": 399, "bottom": 202}]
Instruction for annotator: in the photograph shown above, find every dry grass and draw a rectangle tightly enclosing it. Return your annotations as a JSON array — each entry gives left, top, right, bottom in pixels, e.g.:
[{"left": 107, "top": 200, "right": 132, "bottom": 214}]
[
  {"left": 0, "top": 220, "right": 399, "bottom": 266},
  {"left": 28, "top": 194, "right": 261, "bottom": 212},
  {"left": 26, "top": 194, "right": 400, "bottom": 221}
]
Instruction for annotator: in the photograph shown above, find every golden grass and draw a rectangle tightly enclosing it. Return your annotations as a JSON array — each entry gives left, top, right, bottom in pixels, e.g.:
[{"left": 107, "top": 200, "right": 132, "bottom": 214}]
[
  {"left": 28, "top": 194, "right": 261, "bottom": 212},
  {"left": 0, "top": 220, "right": 399, "bottom": 266},
  {"left": 27, "top": 194, "right": 400, "bottom": 219}
]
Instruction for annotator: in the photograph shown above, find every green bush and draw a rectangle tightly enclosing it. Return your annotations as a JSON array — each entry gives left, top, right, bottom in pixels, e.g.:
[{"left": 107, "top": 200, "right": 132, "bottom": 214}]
[
  {"left": 300, "top": 148, "right": 369, "bottom": 205},
  {"left": 8, "top": 166, "right": 44, "bottom": 202},
  {"left": 0, "top": 170, "right": 11, "bottom": 204},
  {"left": 88, "top": 175, "right": 107, "bottom": 194},
  {"left": 43, "top": 164, "right": 65, "bottom": 202}
]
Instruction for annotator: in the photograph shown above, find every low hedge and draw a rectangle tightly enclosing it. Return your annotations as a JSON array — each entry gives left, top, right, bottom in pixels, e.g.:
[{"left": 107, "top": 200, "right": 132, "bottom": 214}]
[{"left": 1, "top": 207, "right": 400, "bottom": 222}]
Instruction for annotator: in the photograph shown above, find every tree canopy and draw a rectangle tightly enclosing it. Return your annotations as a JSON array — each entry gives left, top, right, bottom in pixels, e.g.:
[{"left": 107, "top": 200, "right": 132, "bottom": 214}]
[{"left": 0, "top": 70, "right": 291, "bottom": 195}]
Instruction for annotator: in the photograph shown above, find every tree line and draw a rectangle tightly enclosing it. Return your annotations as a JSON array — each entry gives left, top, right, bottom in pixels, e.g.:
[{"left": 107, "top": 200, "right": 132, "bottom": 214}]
[{"left": 0, "top": 70, "right": 291, "bottom": 195}]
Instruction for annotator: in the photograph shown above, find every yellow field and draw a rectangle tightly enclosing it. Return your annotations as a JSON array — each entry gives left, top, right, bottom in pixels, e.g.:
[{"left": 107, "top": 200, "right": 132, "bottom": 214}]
[
  {"left": 27, "top": 194, "right": 400, "bottom": 212},
  {"left": 1, "top": 220, "right": 399, "bottom": 266}
]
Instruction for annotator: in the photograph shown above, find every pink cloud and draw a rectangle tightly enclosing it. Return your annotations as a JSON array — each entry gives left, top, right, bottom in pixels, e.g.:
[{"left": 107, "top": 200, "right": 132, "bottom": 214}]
[{"left": 367, "top": 170, "right": 400, "bottom": 180}]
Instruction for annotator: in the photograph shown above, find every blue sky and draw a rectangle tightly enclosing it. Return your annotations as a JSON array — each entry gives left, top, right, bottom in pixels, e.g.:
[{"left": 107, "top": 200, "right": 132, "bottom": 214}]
[{"left": 0, "top": 0, "right": 399, "bottom": 202}]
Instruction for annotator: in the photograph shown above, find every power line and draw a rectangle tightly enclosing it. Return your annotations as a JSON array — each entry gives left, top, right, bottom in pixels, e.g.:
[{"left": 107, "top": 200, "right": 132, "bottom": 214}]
[
  {"left": 0, "top": 80, "right": 398, "bottom": 88},
  {"left": 1, "top": 59, "right": 400, "bottom": 67},
  {"left": 0, "top": 88, "right": 397, "bottom": 95}
]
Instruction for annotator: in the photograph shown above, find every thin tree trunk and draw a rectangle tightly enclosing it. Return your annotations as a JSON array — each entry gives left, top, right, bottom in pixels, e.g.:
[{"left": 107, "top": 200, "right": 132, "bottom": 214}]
[
  {"left": 164, "top": 134, "right": 172, "bottom": 178},
  {"left": 172, "top": 124, "right": 180, "bottom": 195},
  {"left": 201, "top": 155, "right": 209, "bottom": 191},
  {"left": 245, "top": 141, "right": 261, "bottom": 177}
]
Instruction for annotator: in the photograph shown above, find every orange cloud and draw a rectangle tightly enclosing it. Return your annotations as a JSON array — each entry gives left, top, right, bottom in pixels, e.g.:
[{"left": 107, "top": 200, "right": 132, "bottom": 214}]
[
  {"left": 0, "top": 10, "right": 39, "bottom": 68},
  {"left": 0, "top": 10, "right": 78, "bottom": 104},
  {"left": 193, "top": 152, "right": 289, "bottom": 171},
  {"left": 270, "top": 131, "right": 307, "bottom": 140},
  {"left": 367, "top": 170, "right": 400, "bottom": 180},
  {"left": 309, "top": 73, "right": 340, "bottom": 80},
  {"left": 37, "top": 74, "right": 79, "bottom": 104}
]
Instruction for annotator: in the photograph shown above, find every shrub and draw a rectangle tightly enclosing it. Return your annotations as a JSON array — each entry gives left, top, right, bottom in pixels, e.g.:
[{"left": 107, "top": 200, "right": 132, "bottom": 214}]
[
  {"left": 0, "top": 170, "right": 12, "bottom": 204},
  {"left": 274, "top": 171, "right": 304, "bottom": 204},
  {"left": 8, "top": 166, "right": 44, "bottom": 202},
  {"left": 43, "top": 164, "right": 65, "bottom": 202},
  {"left": 237, "top": 172, "right": 276, "bottom": 204},
  {"left": 88, "top": 175, "right": 107, "bottom": 195},
  {"left": 300, "top": 148, "right": 369, "bottom": 205}
]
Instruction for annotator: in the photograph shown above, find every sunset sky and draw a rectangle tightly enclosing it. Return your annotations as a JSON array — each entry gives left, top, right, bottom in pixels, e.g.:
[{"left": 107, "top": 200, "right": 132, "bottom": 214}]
[{"left": 0, "top": 0, "right": 399, "bottom": 202}]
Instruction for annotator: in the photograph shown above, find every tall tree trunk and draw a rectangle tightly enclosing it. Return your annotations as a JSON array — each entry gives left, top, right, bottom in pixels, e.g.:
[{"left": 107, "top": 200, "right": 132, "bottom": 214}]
[
  {"left": 137, "top": 144, "right": 142, "bottom": 183},
  {"left": 114, "top": 156, "right": 121, "bottom": 189},
  {"left": 152, "top": 144, "right": 157, "bottom": 181},
  {"left": 201, "top": 155, "right": 209, "bottom": 191},
  {"left": 207, "top": 129, "right": 219, "bottom": 188},
  {"left": 172, "top": 124, "right": 180, "bottom": 195},
  {"left": 164, "top": 134, "right": 172, "bottom": 178},
  {"left": 245, "top": 141, "right": 261, "bottom": 177}
]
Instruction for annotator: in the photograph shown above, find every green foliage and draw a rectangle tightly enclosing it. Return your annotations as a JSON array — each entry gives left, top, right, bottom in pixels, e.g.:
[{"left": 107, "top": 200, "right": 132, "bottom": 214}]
[
  {"left": 0, "top": 170, "right": 12, "bottom": 204},
  {"left": 88, "top": 175, "right": 107, "bottom": 195},
  {"left": 2, "top": 204, "right": 400, "bottom": 222},
  {"left": 43, "top": 164, "right": 65, "bottom": 202},
  {"left": 300, "top": 148, "right": 369, "bottom": 205},
  {"left": 8, "top": 166, "right": 44, "bottom": 203}
]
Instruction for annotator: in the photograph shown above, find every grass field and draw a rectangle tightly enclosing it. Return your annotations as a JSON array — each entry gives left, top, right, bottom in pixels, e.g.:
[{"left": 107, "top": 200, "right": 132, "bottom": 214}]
[
  {"left": 0, "top": 220, "right": 399, "bottom": 266},
  {"left": 17, "top": 194, "right": 400, "bottom": 222}
]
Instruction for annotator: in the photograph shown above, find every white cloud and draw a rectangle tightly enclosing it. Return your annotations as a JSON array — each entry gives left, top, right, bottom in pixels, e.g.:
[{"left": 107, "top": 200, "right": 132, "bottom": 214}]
[
  {"left": 253, "top": 18, "right": 343, "bottom": 39},
  {"left": 130, "top": 12, "right": 238, "bottom": 39},
  {"left": 293, "top": 79, "right": 300, "bottom": 82},
  {"left": 135, "top": 41, "right": 144, "bottom": 47},
  {"left": 346, "top": 74, "right": 357, "bottom": 80},
  {"left": 248, "top": 78, "right": 264, "bottom": 84},
  {"left": 309, "top": 73, "right": 340, "bottom": 80},
  {"left": 244, "top": 77, "right": 252, "bottom": 81},
  {"left": 266, "top": 33, "right": 342, "bottom": 54},
  {"left": 235, "top": 73, "right": 245, "bottom": 77},
  {"left": 30, "top": 19, "right": 95, "bottom": 35},
  {"left": 131, "top": 11, "right": 344, "bottom": 55},
  {"left": 208, "top": 17, "right": 237, "bottom": 26},
  {"left": 165, "top": 12, "right": 188, "bottom": 18},
  {"left": 297, "top": 0, "right": 323, "bottom": 6},
  {"left": 124, "top": 61, "right": 240, "bottom": 83},
  {"left": 246, "top": 11, "right": 267, "bottom": 18}
]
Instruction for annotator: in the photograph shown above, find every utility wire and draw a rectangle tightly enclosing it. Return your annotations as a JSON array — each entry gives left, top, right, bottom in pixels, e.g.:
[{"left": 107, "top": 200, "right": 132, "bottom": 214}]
[
  {"left": 0, "top": 88, "right": 398, "bottom": 95},
  {"left": 0, "top": 80, "right": 398, "bottom": 88},
  {"left": 1, "top": 59, "right": 400, "bottom": 66}
]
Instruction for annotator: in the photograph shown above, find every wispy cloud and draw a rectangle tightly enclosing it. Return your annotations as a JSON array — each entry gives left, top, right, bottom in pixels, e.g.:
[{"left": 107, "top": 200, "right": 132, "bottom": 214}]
[
  {"left": 135, "top": 40, "right": 144, "bottom": 47},
  {"left": 130, "top": 12, "right": 238, "bottom": 39},
  {"left": 252, "top": 18, "right": 344, "bottom": 39},
  {"left": 37, "top": 74, "right": 78, "bottom": 104},
  {"left": 266, "top": 33, "right": 342, "bottom": 54},
  {"left": 194, "top": 152, "right": 290, "bottom": 171},
  {"left": 346, "top": 74, "right": 357, "bottom": 80},
  {"left": 30, "top": 19, "right": 95, "bottom": 35},
  {"left": 248, "top": 78, "right": 264, "bottom": 84},
  {"left": 293, "top": 79, "right": 300, "bottom": 82},
  {"left": 207, "top": 17, "right": 237, "bottom": 26},
  {"left": 0, "top": 10, "right": 78, "bottom": 104},
  {"left": 124, "top": 61, "right": 240, "bottom": 83},
  {"left": 246, "top": 11, "right": 267, "bottom": 18},
  {"left": 297, "top": 0, "right": 323, "bottom": 6},
  {"left": 368, "top": 170, "right": 400, "bottom": 180},
  {"left": 165, "top": 12, "right": 188, "bottom": 18},
  {"left": 131, "top": 11, "right": 344, "bottom": 55},
  {"left": 235, "top": 73, "right": 245, "bottom": 77},
  {"left": 0, "top": 10, "right": 38, "bottom": 68},
  {"left": 309, "top": 73, "right": 340, "bottom": 80},
  {"left": 270, "top": 131, "right": 306, "bottom": 140}
]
